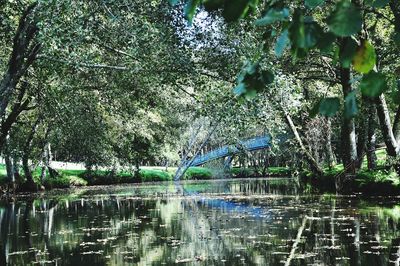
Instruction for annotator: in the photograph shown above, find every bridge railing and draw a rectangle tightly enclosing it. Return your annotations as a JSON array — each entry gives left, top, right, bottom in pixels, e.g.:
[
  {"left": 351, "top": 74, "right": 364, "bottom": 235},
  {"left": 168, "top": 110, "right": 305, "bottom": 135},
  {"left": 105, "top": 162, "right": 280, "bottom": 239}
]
[{"left": 187, "top": 135, "right": 271, "bottom": 167}]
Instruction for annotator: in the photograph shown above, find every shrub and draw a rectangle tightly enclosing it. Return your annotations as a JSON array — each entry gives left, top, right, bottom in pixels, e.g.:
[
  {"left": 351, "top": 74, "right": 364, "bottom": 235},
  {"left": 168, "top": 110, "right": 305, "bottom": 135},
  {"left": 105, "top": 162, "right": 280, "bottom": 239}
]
[
  {"left": 43, "top": 174, "right": 88, "bottom": 189},
  {"left": 184, "top": 167, "right": 213, "bottom": 180},
  {"left": 43, "top": 176, "right": 71, "bottom": 189},
  {"left": 140, "top": 169, "right": 173, "bottom": 182}
]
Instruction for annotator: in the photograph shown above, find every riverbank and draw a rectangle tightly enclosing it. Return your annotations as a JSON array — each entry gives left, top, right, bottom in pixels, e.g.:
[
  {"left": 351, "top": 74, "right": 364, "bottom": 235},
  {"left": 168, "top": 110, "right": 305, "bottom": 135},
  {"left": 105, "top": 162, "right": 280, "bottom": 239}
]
[
  {"left": 300, "top": 149, "right": 400, "bottom": 195},
  {"left": 0, "top": 164, "right": 291, "bottom": 191}
]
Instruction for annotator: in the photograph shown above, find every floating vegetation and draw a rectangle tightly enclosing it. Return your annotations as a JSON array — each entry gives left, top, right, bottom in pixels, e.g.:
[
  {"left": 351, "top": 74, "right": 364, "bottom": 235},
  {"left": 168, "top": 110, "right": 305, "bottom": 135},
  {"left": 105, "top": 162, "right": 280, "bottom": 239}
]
[{"left": 0, "top": 179, "right": 400, "bottom": 265}]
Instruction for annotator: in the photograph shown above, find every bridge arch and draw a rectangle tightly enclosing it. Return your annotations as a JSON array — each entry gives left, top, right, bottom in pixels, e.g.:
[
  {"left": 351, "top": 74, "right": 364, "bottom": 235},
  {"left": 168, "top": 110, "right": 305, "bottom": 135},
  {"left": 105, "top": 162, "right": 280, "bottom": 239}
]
[{"left": 174, "top": 135, "right": 271, "bottom": 180}]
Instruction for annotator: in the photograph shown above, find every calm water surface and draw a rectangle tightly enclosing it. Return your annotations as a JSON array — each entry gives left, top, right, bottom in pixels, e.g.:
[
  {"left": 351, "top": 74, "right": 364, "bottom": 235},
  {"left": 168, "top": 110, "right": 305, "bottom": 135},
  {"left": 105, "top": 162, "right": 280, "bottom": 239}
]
[{"left": 1, "top": 178, "right": 400, "bottom": 265}]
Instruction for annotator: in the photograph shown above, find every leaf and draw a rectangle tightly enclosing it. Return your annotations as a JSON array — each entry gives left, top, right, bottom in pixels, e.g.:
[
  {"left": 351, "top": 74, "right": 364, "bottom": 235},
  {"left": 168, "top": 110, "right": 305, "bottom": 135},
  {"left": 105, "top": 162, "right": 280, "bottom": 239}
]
[
  {"left": 327, "top": 0, "right": 362, "bottom": 37},
  {"left": 222, "top": 0, "right": 251, "bottom": 22},
  {"left": 344, "top": 91, "right": 358, "bottom": 118},
  {"left": 169, "top": 0, "right": 180, "bottom": 6},
  {"left": 233, "top": 83, "right": 246, "bottom": 96},
  {"left": 365, "top": 0, "right": 389, "bottom": 8},
  {"left": 319, "top": 97, "right": 340, "bottom": 117},
  {"left": 275, "top": 29, "right": 289, "bottom": 57},
  {"left": 316, "top": 31, "right": 336, "bottom": 53},
  {"left": 305, "top": 0, "right": 325, "bottom": 8},
  {"left": 393, "top": 32, "right": 400, "bottom": 45},
  {"left": 309, "top": 100, "right": 321, "bottom": 118},
  {"left": 339, "top": 38, "right": 358, "bottom": 68},
  {"left": 303, "top": 20, "right": 321, "bottom": 48},
  {"left": 391, "top": 80, "right": 400, "bottom": 104},
  {"left": 255, "top": 8, "right": 289, "bottom": 26},
  {"left": 289, "top": 10, "right": 306, "bottom": 48},
  {"left": 260, "top": 70, "right": 274, "bottom": 84},
  {"left": 352, "top": 40, "right": 376, "bottom": 74},
  {"left": 233, "top": 62, "right": 274, "bottom": 98},
  {"left": 184, "top": 0, "right": 200, "bottom": 24},
  {"left": 359, "top": 71, "right": 388, "bottom": 98},
  {"left": 203, "top": 0, "right": 224, "bottom": 11},
  {"left": 244, "top": 89, "right": 258, "bottom": 99},
  {"left": 289, "top": 11, "right": 321, "bottom": 51}
]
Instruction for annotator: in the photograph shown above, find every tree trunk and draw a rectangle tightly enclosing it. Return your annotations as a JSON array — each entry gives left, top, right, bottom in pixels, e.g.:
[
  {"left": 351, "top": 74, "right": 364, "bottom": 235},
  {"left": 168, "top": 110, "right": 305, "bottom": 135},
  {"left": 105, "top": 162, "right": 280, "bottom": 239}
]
[
  {"left": 340, "top": 66, "right": 358, "bottom": 174},
  {"left": 283, "top": 109, "right": 323, "bottom": 176},
  {"left": 356, "top": 98, "right": 369, "bottom": 169},
  {"left": 0, "top": 78, "right": 31, "bottom": 151},
  {"left": 367, "top": 102, "right": 377, "bottom": 170},
  {"left": 0, "top": 3, "right": 40, "bottom": 118},
  {"left": 12, "top": 156, "right": 20, "bottom": 183},
  {"left": 0, "top": 3, "right": 40, "bottom": 155},
  {"left": 392, "top": 105, "right": 400, "bottom": 141},
  {"left": 21, "top": 117, "right": 41, "bottom": 192},
  {"left": 325, "top": 118, "right": 336, "bottom": 169},
  {"left": 375, "top": 94, "right": 399, "bottom": 156},
  {"left": 389, "top": 1, "right": 400, "bottom": 34},
  {"left": 22, "top": 155, "right": 36, "bottom": 191},
  {"left": 40, "top": 138, "right": 52, "bottom": 183},
  {"left": 40, "top": 142, "right": 49, "bottom": 183},
  {"left": 4, "top": 135, "right": 14, "bottom": 185},
  {"left": 134, "top": 160, "right": 140, "bottom": 180}
]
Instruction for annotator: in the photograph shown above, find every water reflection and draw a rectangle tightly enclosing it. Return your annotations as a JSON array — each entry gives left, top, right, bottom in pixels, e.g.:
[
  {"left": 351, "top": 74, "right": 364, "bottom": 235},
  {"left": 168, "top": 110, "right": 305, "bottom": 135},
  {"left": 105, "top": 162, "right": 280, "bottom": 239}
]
[{"left": 0, "top": 178, "right": 399, "bottom": 265}]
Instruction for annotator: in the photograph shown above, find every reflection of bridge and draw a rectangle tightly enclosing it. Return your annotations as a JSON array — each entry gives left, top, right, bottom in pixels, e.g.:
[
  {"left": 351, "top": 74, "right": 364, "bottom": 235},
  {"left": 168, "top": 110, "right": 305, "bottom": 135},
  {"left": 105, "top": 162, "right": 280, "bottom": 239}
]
[{"left": 175, "top": 135, "right": 271, "bottom": 180}]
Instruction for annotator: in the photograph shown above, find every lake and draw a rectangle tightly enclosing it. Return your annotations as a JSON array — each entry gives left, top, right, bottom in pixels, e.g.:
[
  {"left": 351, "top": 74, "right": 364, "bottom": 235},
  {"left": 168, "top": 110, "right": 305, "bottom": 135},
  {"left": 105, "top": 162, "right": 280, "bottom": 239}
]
[{"left": 0, "top": 178, "right": 399, "bottom": 265}]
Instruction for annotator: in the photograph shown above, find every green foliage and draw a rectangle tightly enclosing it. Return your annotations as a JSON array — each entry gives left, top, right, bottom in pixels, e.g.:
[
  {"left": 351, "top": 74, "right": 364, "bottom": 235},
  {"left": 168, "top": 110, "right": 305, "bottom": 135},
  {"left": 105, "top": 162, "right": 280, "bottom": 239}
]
[
  {"left": 267, "top": 167, "right": 291, "bottom": 176},
  {"left": 43, "top": 175, "right": 88, "bottom": 189},
  {"left": 327, "top": 0, "right": 362, "bottom": 37},
  {"left": 365, "top": 0, "right": 390, "bottom": 8},
  {"left": 353, "top": 40, "right": 376, "bottom": 74},
  {"left": 201, "top": 0, "right": 259, "bottom": 22},
  {"left": 203, "top": 0, "right": 224, "bottom": 11},
  {"left": 185, "top": 0, "right": 201, "bottom": 24},
  {"left": 230, "top": 167, "right": 254, "bottom": 177},
  {"left": 0, "top": 175, "right": 7, "bottom": 186},
  {"left": 339, "top": 38, "right": 358, "bottom": 68},
  {"left": 318, "top": 97, "right": 340, "bottom": 117},
  {"left": 233, "top": 61, "right": 274, "bottom": 99},
  {"left": 275, "top": 29, "right": 289, "bottom": 57},
  {"left": 357, "top": 170, "right": 399, "bottom": 186},
  {"left": 222, "top": 0, "right": 254, "bottom": 22},
  {"left": 43, "top": 176, "right": 71, "bottom": 189},
  {"left": 316, "top": 31, "right": 335, "bottom": 53},
  {"left": 360, "top": 71, "right": 388, "bottom": 97},
  {"left": 0, "top": 164, "right": 6, "bottom": 181},
  {"left": 169, "top": 0, "right": 180, "bottom": 6},
  {"left": 255, "top": 8, "right": 289, "bottom": 26},
  {"left": 289, "top": 10, "right": 321, "bottom": 54},
  {"left": 140, "top": 169, "right": 173, "bottom": 182},
  {"left": 184, "top": 167, "right": 213, "bottom": 179},
  {"left": 344, "top": 91, "right": 358, "bottom": 118},
  {"left": 305, "top": 0, "right": 325, "bottom": 9}
]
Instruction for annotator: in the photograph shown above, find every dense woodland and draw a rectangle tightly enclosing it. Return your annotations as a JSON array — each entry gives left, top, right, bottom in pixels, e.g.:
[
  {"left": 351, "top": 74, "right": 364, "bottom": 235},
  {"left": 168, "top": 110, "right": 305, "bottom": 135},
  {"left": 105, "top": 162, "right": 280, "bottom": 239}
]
[{"left": 1, "top": 0, "right": 400, "bottom": 193}]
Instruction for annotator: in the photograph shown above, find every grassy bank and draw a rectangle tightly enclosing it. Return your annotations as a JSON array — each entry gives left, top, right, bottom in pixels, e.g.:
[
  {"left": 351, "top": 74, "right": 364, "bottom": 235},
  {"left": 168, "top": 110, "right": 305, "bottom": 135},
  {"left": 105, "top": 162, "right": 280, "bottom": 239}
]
[
  {"left": 301, "top": 148, "right": 400, "bottom": 195},
  {"left": 0, "top": 164, "right": 291, "bottom": 190}
]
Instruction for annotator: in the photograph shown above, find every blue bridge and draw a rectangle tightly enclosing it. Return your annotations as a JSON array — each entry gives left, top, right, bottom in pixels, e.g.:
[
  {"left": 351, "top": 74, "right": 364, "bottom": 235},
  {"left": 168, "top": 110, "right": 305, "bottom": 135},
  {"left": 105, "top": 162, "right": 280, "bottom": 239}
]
[{"left": 175, "top": 135, "right": 271, "bottom": 180}]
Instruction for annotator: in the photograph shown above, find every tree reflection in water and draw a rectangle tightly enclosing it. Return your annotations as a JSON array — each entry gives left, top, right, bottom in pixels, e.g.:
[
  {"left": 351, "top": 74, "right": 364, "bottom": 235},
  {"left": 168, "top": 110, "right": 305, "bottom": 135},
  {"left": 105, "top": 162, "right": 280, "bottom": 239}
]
[{"left": 0, "top": 178, "right": 399, "bottom": 265}]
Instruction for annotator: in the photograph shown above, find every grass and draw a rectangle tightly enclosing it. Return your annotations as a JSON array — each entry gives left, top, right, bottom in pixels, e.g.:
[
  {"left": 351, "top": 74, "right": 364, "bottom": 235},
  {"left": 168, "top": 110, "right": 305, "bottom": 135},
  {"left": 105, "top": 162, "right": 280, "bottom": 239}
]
[
  {"left": 302, "top": 148, "right": 400, "bottom": 195},
  {"left": 140, "top": 169, "right": 173, "bottom": 182},
  {"left": 184, "top": 167, "right": 213, "bottom": 180},
  {"left": 230, "top": 166, "right": 291, "bottom": 177},
  {"left": 268, "top": 167, "right": 291, "bottom": 176},
  {"left": 0, "top": 164, "right": 6, "bottom": 177},
  {"left": 0, "top": 163, "right": 291, "bottom": 190},
  {"left": 43, "top": 175, "right": 88, "bottom": 189}
]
